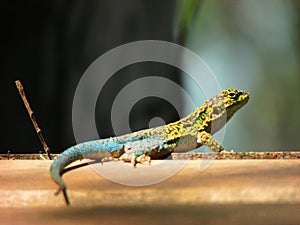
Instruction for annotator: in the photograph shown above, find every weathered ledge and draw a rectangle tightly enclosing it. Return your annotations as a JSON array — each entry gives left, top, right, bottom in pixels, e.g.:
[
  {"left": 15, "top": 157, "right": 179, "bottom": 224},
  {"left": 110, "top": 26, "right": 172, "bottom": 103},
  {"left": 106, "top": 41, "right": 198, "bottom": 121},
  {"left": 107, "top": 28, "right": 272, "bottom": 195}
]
[
  {"left": 1, "top": 151, "right": 299, "bottom": 160},
  {"left": 172, "top": 151, "right": 300, "bottom": 160}
]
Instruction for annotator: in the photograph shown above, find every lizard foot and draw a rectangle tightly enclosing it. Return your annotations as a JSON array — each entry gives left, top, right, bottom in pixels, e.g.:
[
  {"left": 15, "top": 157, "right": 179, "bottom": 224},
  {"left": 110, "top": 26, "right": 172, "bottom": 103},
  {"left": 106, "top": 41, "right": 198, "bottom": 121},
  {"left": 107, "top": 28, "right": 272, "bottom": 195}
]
[
  {"left": 219, "top": 149, "right": 234, "bottom": 154},
  {"left": 130, "top": 154, "right": 151, "bottom": 167},
  {"left": 136, "top": 154, "right": 151, "bottom": 165}
]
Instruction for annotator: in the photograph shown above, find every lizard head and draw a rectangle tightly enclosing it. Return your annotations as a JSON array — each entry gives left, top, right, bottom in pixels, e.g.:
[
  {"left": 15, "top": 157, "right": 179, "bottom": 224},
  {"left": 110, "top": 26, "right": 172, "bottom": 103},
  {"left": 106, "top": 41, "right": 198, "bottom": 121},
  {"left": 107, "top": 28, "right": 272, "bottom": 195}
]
[
  {"left": 169, "top": 88, "right": 249, "bottom": 136},
  {"left": 199, "top": 88, "right": 249, "bottom": 133},
  {"left": 212, "top": 88, "right": 250, "bottom": 121},
  {"left": 222, "top": 88, "right": 249, "bottom": 117},
  {"left": 202, "top": 88, "right": 249, "bottom": 121}
]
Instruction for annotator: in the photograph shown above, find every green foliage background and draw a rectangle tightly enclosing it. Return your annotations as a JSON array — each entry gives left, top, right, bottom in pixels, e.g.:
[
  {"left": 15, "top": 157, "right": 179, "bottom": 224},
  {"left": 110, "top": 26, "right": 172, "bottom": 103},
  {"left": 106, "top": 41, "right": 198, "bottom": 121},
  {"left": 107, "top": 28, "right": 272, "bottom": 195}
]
[{"left": 175, "top": 0, "right": 300, "bottom": 151}]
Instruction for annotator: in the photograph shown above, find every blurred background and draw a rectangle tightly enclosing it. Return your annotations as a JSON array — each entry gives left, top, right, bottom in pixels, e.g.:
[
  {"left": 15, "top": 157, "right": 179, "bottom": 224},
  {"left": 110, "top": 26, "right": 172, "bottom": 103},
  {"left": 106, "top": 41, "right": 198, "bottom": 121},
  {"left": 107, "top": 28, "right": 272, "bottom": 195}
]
[{"left": 1, "top": 0, "right": 300, "bottom": 154}]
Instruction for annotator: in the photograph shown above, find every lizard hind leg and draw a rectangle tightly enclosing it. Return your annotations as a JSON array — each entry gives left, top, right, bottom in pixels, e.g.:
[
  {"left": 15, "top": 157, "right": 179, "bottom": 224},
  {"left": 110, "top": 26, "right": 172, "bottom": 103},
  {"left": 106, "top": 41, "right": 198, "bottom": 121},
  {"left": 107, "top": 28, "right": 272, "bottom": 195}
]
[
  {"left": 119, "top": 151, "right": 151, "bottom": 167},
  {"left": 120, "top": 138, "right": 163, "bottom": 166},
  {"left": 130, "top": 154, "right": 151, "bottom": 167}
]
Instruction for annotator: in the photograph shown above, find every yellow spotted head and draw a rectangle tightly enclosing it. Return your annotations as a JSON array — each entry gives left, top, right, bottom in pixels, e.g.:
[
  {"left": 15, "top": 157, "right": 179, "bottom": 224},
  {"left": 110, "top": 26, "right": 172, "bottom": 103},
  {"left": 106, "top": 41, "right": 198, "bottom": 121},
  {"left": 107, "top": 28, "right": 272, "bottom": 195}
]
[
  {"left": 195, "top": 88, "right": 249, "bottom": 133},
  {"left": 222, "top": 88, "right": 249, "bottom": 117},
  {"left": 201, "top": 88, "right": 249, "bottom": 121}
]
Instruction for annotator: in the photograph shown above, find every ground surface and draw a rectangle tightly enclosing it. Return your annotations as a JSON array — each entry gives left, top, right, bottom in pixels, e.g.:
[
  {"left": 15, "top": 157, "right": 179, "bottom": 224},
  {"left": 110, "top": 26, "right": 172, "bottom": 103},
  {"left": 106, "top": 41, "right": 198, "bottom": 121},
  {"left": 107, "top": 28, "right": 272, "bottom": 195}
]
[{"left": 0, "top": 159, "right": 299, "bottom": 224}]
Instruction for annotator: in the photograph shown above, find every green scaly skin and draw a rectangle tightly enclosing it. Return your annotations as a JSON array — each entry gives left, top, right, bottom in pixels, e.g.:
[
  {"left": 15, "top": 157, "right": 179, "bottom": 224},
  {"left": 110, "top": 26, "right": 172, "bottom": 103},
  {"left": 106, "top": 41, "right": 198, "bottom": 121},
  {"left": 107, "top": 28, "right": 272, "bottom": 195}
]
[{"left": 50, "top": 88, "right": 249, "bottom": 205}]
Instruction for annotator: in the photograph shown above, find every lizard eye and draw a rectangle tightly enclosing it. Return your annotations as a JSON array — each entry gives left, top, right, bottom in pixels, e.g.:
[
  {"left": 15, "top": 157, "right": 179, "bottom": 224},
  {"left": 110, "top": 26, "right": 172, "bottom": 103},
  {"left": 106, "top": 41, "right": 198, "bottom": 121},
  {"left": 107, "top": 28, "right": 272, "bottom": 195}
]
[{"left": 228, "top": 92, "right": 236, "bottom": 98}]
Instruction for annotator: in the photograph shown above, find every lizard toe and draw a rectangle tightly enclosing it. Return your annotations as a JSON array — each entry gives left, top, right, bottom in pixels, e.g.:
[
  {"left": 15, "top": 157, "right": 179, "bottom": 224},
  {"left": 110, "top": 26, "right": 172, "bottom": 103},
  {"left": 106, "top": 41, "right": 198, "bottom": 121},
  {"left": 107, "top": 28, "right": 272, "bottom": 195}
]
[{"left": 136, "top": 154, "right": 151, "bottom": 165}]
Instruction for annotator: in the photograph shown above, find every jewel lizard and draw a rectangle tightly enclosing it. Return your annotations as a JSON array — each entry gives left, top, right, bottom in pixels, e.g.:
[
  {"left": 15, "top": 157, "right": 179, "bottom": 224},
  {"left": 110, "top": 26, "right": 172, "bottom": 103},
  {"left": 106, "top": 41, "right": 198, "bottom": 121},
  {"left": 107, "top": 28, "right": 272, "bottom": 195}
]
[{"left": 50, "top": 88, "right": 249, "bottom": 205}]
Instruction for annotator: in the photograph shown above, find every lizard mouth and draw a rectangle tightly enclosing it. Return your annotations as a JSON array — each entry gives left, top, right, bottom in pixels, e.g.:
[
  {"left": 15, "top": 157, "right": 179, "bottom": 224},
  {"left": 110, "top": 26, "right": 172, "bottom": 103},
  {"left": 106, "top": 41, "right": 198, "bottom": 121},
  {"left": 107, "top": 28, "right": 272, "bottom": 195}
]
[{"left": 239, "top": 91, "right": 250, "bottom": 102}]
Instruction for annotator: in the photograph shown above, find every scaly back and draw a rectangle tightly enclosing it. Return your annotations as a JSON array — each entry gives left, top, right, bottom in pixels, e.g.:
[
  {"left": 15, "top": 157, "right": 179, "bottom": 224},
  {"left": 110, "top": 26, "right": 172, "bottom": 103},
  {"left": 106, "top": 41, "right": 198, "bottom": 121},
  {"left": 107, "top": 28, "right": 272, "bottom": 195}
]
[{"left": 162, "top": 88, "right": 249, "bottom": 140}]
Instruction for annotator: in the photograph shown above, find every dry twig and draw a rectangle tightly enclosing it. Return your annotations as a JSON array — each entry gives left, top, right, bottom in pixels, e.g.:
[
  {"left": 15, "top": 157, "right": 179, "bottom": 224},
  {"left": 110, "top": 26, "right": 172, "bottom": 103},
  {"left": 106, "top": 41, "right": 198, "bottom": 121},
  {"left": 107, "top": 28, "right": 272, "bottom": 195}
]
[{"left": 15, "top": 80, "right": 52, "bottom": 160}]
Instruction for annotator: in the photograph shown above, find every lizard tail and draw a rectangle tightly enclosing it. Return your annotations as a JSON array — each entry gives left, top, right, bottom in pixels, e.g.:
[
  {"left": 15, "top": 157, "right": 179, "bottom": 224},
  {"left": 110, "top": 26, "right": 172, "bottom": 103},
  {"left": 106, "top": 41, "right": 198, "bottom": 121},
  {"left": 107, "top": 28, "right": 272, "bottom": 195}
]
[
  {"left": 50, "top": 139, "right": 122, "bottom": 205},
  {"left": 50, "top": 147, "right": 83, "bottom": 205}
]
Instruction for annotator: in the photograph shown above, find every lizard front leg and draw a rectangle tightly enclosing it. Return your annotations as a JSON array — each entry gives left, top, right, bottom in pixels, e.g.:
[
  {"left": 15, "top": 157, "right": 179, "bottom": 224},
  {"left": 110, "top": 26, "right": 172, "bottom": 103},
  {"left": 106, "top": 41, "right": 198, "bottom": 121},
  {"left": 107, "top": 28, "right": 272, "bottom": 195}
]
[{"left": 197, "top": 131, "right": 226, "bottom": 153}]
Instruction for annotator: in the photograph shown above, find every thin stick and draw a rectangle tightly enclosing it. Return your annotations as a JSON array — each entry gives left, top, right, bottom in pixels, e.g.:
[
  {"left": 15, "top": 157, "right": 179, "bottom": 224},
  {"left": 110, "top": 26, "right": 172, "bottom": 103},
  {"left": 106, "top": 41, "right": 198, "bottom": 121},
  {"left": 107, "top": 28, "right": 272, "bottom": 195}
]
[{"left": 15, "top": 80, "right": 52, "bottom": 160}]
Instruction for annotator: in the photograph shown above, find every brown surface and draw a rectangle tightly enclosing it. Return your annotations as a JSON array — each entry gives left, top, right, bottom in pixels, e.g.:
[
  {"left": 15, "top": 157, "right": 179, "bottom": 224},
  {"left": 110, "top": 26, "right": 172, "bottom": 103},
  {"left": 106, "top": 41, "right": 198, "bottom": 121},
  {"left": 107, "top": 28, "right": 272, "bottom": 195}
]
[
  {"left": 2, "top": 151, "right": 300, "bottom": 160},
  {"left": 173, "top": 151, "right": 300, "bottom": 159},
  {"left": 0, "top": 159, "right": 299, "bottom": 224}
]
